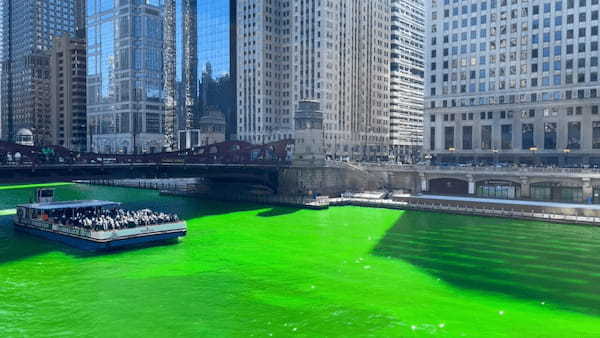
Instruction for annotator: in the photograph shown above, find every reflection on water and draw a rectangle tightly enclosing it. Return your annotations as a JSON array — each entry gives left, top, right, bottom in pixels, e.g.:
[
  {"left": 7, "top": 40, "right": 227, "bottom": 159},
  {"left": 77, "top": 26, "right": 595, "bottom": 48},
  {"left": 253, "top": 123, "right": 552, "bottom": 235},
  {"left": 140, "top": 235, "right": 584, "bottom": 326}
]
[{"left": 374, "top": 211, "right": 600, "bottom": 315}]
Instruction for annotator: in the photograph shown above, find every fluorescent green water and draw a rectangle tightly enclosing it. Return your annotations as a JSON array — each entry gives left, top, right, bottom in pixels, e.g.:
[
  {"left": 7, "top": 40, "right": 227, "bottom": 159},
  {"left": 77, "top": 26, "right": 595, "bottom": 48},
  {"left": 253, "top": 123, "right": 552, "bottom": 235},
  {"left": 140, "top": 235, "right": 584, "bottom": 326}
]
[{"left": 1, "top": 184, "right": 600, "bottom": 337}]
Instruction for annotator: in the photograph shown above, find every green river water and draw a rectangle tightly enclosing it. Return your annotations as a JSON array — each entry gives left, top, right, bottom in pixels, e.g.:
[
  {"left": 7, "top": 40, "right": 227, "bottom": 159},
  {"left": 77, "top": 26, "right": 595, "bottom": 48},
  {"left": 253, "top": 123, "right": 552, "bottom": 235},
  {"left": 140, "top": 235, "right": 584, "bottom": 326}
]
[{"left": 1, "top": 183, "right": 600, "bottom": 337}]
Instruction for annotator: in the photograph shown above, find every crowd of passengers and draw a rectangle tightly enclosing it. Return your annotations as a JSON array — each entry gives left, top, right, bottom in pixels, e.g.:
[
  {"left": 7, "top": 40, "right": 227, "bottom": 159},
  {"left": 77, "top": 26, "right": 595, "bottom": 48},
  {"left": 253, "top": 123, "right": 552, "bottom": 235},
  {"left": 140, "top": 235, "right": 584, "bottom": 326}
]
[{"left": 47, "top": 208, "right": 179, "bottom": 231}]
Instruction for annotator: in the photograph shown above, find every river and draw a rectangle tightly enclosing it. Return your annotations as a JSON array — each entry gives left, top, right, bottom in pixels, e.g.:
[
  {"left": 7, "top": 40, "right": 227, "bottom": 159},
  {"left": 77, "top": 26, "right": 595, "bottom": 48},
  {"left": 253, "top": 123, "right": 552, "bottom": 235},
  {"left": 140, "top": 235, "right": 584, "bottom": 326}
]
[{"left": 1, "top": 183, "right": 600, "bottom": 337}]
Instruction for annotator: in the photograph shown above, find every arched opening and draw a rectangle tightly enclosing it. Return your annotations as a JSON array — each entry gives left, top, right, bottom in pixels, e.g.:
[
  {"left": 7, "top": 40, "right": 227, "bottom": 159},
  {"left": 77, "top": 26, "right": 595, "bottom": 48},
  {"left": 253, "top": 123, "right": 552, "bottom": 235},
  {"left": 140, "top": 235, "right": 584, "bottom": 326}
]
[
  {"left": 531, "top": 182, "right": 583, "bottom": 203},
  {"left": 476, "top": 180, "right": 521, "bottom": 200},
  {"left": 429, "top": 178, "right": 469, "bottom": 195}
]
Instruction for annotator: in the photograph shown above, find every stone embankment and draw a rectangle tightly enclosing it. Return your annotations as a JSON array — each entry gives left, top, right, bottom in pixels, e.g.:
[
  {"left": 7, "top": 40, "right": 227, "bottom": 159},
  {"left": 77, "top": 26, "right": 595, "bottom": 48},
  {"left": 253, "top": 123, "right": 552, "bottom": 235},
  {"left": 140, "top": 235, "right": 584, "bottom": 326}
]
[{"left": 79, "top": 179, "right": 600, "bottom": 226}]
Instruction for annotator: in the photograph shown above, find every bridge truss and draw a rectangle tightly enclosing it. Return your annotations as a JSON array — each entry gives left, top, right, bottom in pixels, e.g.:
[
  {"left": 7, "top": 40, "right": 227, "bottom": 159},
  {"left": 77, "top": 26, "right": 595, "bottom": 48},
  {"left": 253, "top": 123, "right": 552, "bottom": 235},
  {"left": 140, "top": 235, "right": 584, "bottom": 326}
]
[{"left": 0, "top": 140, "right": 294, "bottom": 166}]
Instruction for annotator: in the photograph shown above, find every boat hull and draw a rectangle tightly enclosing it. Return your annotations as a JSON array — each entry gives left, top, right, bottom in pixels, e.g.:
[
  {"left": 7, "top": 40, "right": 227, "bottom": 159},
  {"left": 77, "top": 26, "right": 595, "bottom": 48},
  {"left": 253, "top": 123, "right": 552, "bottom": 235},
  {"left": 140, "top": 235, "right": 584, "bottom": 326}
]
[{"left": 14, "top": 224, "right": 187, "bottom": 251}]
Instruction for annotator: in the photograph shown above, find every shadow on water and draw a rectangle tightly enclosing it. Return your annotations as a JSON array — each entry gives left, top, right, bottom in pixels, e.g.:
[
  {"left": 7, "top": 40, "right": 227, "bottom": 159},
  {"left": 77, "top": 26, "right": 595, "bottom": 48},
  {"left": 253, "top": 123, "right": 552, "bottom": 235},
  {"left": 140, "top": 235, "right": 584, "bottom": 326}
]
[
  {"left": 373, "top": 210, "right": 600, "bottom": 315},
  {"left": 256, "top": 206, "right": 300, "bottom": 218},
  {"left": 0, "top": 216, "right": 57, "bottom": 264}
]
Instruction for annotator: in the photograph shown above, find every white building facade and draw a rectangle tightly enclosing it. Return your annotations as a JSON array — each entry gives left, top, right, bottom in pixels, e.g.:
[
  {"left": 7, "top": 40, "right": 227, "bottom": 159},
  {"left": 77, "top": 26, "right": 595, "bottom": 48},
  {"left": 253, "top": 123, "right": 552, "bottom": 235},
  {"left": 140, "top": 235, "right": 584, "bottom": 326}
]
[
  {"left": 425, "top": 0, "right": 600, "bottom": 165},
  {"left": 236, "top": 0, "right": 391, "bottom": 159},
  {"left": 390, "top": 0, "right": 425, "bottom": 162}
]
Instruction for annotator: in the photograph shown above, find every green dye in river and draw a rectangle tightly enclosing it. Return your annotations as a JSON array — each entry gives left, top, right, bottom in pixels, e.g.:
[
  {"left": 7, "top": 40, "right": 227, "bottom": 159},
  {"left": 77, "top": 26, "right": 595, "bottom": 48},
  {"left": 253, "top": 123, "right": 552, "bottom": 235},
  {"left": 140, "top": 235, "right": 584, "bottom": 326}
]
[{"left": 1, "top": 183, "right": 600, "bottom": 337}]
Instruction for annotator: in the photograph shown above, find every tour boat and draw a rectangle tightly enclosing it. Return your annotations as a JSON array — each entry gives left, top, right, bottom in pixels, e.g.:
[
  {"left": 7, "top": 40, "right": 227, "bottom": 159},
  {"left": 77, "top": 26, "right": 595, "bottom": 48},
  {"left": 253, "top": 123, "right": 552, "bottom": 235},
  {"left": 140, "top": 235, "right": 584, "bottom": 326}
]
[{"left": 13, "top": 189, "right": 187, "bottom": 251}]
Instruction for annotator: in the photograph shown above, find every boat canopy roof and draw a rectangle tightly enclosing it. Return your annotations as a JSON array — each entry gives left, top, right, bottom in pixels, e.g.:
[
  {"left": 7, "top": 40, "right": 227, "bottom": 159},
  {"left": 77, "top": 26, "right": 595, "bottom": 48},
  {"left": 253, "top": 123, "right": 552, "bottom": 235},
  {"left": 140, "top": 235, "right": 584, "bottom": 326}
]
[{"left": 18, "top": 200, "right": 121, "bottom": 211}]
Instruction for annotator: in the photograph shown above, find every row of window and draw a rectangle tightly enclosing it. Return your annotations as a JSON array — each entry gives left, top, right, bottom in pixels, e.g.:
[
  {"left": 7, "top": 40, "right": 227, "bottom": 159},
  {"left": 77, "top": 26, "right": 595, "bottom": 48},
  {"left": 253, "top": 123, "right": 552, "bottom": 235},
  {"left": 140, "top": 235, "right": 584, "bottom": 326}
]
[
  {"left": 430, "top": 121, "right": 600, "bottom": 151},
  {"left": 434, "top": 0, "right": 599, "bottom": 13},
  {"left": 430, "top": 87, "right": 600, "bottom": 108},
  {"left": 432, "top": 106, "right": 599, "bottom": 123}
]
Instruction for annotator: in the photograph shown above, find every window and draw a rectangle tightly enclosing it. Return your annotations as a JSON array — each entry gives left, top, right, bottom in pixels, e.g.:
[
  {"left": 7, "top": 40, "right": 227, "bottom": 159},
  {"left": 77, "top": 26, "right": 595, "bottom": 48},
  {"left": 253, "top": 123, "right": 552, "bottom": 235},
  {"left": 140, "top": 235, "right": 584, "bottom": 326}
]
[
  {"left": 481, "top": 125, "right": 492, "bottom": 150},
  {"left": 567, "top": 122, "right": 581, "bottom": 149},
  {"left": 444, "top": 127, "right": 455, "bottom": 149},
  {"left": 594, "top": 122, "right": 600, "bottom": 149},
  {"left": 462, "top": 126, "right": 473, "bottom": 150},
  {"left": 501, "top": 125, "right": 512, "bottom": 150},
  {"left": 544, "top": 123, "right": 557, "bottom": 150},
  {"left": 522, "top": 123, "right": 535, "bottom": 149}
]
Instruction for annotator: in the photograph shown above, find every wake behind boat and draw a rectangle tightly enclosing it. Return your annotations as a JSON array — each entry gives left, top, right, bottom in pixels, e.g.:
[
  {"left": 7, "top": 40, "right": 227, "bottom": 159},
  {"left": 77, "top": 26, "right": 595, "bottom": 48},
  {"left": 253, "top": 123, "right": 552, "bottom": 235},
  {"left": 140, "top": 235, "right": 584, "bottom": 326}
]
[{"left": 13, "top": 189, "right": 187, "bottom": 251}]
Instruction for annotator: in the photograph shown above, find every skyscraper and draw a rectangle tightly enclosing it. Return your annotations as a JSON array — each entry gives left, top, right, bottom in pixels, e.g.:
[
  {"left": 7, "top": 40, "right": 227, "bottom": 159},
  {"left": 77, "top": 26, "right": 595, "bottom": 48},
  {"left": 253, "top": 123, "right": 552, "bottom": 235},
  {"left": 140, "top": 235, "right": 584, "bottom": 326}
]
[
  {"left": 87, "top": 0, "right": 167, "bottom": 154},
  {"left": 182, "top": 0, "right": 198, "bottom": 129},
  {"left": 198, "top": 0, "right": 232, "bottom": 78},
  {"left": 1, "top": 0, "right": 79, "bottom": 145},
  {"left": 198, "top": 0, "right": 236, "bottom": 139},
  {"left": 390, "top": 0, "right": 425, "bottom": 162},
  {"left": 236, "top": 0, "right": 391, "bottom": 159},
  {"left": 164, "top": 0, "right": 177, "bottom": 150},
  {"left": 424, "top": 0, "right": 600, "bottom": 165},
  {"left": 49, "top": 36, "right": 87, "bottom": 152}
]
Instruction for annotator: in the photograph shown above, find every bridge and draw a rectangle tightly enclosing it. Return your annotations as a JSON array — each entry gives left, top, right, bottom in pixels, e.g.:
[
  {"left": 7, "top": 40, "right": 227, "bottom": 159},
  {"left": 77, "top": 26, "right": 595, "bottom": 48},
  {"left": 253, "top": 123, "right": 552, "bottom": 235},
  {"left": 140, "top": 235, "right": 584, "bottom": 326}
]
[
  {"left": 0, "top": 140, "right": 293, "bottom": 192},
  {"left": 3, "top": 140, "right": 600, "bottom": 204}
]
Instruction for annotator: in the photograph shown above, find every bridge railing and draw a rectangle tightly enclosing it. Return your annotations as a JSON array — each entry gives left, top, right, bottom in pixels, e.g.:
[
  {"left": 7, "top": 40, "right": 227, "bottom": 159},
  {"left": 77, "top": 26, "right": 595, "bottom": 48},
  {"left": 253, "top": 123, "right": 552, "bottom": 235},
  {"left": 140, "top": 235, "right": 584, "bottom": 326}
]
[{"left": 0, "top": 139, "right": 294, "bottom": 167}]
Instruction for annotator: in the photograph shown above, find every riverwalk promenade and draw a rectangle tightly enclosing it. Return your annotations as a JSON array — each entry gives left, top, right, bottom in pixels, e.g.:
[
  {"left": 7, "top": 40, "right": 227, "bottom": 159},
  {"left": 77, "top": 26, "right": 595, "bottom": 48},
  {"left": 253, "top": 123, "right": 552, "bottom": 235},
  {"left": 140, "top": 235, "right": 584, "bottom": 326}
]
[{"left": 78, "top": 179, "right": 600, "bottom": 226}]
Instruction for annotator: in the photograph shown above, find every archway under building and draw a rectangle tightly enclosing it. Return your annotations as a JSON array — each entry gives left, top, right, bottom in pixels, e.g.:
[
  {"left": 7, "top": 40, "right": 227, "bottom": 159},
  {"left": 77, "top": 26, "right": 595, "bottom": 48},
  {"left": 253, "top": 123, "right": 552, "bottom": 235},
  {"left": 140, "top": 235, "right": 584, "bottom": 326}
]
[
  {"left": 530, "top": 182, "right": 583, "bottom": 203},
  {"left": 429, "top": 178, "right": 469, "bottom": 195},
  {"left": 476, "top": 180, "right": 521, "bottom": 200}
]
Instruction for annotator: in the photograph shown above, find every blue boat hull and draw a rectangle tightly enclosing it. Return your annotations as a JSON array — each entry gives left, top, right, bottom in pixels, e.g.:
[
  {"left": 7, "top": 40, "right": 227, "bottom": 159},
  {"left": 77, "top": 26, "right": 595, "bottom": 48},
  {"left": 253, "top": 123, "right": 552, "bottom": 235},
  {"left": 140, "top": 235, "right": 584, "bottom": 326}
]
[{"left": 15, "top": 225, "right": 186, "bottom": 251}]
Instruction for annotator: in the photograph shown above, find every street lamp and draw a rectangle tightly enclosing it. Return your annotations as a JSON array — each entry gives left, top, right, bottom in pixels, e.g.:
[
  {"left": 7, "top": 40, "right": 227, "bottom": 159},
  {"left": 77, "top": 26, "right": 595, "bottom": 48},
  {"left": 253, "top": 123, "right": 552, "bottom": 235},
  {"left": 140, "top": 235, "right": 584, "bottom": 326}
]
[
  {"left": 424, "top": 153, "right": 433, "bottom": 166},
  {"left": 492, "top": 148, "right": 499, "bottom": 166},
  {"left": 448, "top": 147, "right": 456, "bottom": 164},
  {"left": 563, "top": 148, "right": 571, "bottom": 167},
  {"left": 530, "top": 147, "right": 539, "bottom": 166}
]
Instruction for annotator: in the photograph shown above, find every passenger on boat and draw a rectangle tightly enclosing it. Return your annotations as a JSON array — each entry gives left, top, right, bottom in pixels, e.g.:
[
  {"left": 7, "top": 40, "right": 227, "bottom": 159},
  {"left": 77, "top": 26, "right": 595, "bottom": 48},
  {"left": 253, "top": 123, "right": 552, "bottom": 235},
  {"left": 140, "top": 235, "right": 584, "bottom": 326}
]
[{"left": 48, "top": 208, "right": 179, "bottom": 231}]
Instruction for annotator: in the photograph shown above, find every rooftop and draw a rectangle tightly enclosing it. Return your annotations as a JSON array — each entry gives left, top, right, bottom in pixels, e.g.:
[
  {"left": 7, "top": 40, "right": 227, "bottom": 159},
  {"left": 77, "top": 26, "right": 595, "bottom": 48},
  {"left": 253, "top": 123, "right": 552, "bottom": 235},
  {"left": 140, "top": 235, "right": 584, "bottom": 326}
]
[{"left": 18, "top": 200, "right": 121, "bottom": 210}]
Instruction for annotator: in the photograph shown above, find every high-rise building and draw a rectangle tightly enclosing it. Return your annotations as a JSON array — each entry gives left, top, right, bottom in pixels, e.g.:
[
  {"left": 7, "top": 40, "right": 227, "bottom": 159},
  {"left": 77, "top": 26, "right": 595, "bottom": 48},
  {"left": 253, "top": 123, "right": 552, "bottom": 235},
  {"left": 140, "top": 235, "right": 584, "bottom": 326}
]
[
  {"left": 390, "top": 0, "right": 425, "bottom": 162},
  {"left": 87, "top": 0, "right": 167, "bottom": 154},
  {"left": 75, "top": 0, "right": 87, "bottom": 38},
  {"left": 198, "top": 0, "right": 236, "bottom": 139},
  {"left": 198, "top": 0, "right": 232, "bottom": 78},
  {"left": 182, "top": 0, "right": 198, "bottom": 129},
  {"left": 1, "top": 0, "right": 79, "bottom": 145},
  {"left": 425, "top": 0, "right": 600, "bottom": 165},
  {"left": 236, "top": 0, "right": 391, "bottom": 159},
  {"left": 164, "top": 0, "right": 177, "bottom": 151},
  {"left": 49, "top": 36, "right": 87, "bottom": 152}
]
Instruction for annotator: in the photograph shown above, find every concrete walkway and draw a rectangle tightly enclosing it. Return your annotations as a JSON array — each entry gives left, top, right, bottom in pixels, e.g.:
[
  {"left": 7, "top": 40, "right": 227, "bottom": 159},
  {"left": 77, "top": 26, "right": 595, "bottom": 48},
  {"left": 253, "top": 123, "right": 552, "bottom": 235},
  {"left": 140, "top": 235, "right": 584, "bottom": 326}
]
[{"left": 417, "top": 194, "right": 600, "bottom": 211}]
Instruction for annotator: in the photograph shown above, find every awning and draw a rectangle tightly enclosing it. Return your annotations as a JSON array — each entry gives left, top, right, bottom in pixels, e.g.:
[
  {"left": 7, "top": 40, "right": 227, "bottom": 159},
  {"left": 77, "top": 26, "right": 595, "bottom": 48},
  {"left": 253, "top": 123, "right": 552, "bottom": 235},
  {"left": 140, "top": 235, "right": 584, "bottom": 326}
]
[{"left": 18, "top": 200, "right": 121, "bottom": 210}]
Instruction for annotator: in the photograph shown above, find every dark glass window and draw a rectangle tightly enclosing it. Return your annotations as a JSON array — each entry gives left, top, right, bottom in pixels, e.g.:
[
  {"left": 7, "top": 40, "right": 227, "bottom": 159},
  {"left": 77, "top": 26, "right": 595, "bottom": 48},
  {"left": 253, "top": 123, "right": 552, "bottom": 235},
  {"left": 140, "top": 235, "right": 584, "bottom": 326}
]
[
  {"left": 522, "top": 123, "right": 535, "bottom": 149},
  {"left": 430, "top": 127, "right": 436, "bottom": 150},
  {"left": 501, "top": 125, "right": 512, "bottom": 150},
  {"left": 567, "top": 121, "right": 581, "bottom": 149},
  {"left": 444, "top": 127, "right": 455, "bottom": 149},
  {"left": 544, "top": 123, "right": 557, "bottom": 149},
  {"left": 462, "top": 126, "right": 473, "bottom": 150},
  {"left": 594, "top": 122, "right": 600, "bottom": 149},
  {"left": 481, "top": 125, "right": 492, "bottom": 150}
]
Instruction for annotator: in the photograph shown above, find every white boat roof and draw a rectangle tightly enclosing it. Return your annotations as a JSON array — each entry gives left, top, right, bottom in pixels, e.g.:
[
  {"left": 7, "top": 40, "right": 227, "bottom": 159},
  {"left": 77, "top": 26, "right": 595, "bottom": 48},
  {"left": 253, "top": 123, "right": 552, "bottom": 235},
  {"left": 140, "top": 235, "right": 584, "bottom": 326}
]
[{"left": 18, "top": 200, "right": 121, "bottom": 210}]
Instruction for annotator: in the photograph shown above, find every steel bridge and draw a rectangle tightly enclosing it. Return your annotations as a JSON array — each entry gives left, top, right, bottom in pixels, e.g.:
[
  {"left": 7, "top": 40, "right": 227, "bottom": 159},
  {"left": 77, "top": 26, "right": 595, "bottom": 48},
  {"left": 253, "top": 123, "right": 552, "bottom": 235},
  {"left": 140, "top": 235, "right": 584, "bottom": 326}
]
[{"left": 0, "top": 140, "right": 294, "bottom": 191}]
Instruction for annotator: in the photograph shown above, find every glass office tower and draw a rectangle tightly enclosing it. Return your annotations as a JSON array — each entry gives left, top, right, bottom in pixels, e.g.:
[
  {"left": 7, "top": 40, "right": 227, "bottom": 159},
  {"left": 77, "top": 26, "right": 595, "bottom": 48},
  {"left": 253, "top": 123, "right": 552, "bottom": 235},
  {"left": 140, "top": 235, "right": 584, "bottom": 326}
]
[
  {"left": 198, "top": 0, "right": 236, "bottom": 138},
  {"left": 198, "top": 0, "right": 231, "bottom": 78},
  {"left": 87, "top": 0, "right": 166, "bottom": 154}
]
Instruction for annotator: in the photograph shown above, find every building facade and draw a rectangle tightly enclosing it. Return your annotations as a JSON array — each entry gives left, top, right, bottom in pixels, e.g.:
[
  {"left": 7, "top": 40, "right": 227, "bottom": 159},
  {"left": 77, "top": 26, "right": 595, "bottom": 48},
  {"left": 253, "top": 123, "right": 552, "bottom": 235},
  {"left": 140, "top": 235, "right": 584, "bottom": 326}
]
[
  {"left": 390, "top": 0, "right": 425, "bottom": 163},
  {"left": 182, "top": 0, "right": 198, "bottom": 130},
  {"left": 87, "top": 0, "right": 166, "bottom": 154},
  {"left": 1, "top": 0, "right": 79, "bottom": 145},
  {"left": 198, "top": 0, "right": 237, "bottom": 140},
  {"left": 236, "top": 0, "right": 391, "bottom": 159},
  {"left": 164, "top": 0, "right": 177, "bottom": 151},
  {"left": 49, "top": 36, "right": 87, "bottom": 152},
  {"left": 425, "top": 0, "right": 600, "bottom": 165}
]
